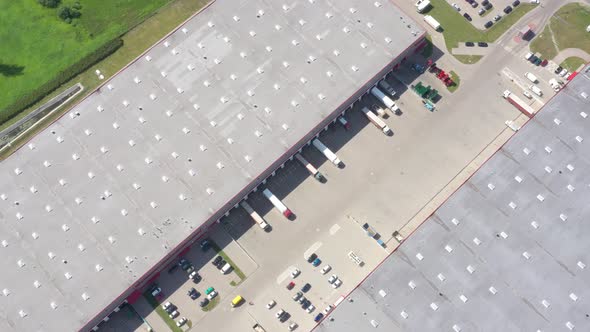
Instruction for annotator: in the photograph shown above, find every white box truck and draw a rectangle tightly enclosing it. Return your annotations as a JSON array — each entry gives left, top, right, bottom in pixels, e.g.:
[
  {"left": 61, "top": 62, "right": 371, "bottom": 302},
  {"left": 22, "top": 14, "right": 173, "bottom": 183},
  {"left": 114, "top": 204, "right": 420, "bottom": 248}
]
[
  {"left": 312, "top": 139, "right": 342, "bottom": 167},
  {"left": 240, "top": 201, "right": 270, "bottom": 230},
  {"left": 423, "top": 15, "right": 441, "bottom": 31},
  {"left": 262, "top": 189, "right": 293, "bottom": 219},
  {"left": 370, "top": 87, "right": 399, "bottom": 113},
  {"left": 529, "top": 85, "right": 543, "bottom": 96},
  {"left": 524, "top": 72, "right": 538, "bottom": 83},
  {"left": 361, "top": 107, "right": 391, "bottom": 135},
  {"left": 415, "top": 0, "right": 431, "bottom": 13}
]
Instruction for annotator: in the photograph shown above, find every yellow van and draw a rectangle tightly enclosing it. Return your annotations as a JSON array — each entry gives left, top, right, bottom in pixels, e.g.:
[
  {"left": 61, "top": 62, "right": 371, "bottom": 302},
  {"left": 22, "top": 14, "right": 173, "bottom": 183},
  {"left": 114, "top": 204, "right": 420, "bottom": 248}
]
[{"left": 231, "top": 295, "right": 243, "bottom": 307}]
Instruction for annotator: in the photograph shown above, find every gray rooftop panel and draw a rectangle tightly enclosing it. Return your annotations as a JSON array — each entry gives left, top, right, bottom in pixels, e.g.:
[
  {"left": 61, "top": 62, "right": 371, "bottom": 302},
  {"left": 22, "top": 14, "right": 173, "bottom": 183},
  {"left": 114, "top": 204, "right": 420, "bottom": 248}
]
[
  {"left": 0, "top": 0, "right": 424, "bottom": 330},
  {"left": 316, "top": 65, "right": 590, "bottom": 332}
]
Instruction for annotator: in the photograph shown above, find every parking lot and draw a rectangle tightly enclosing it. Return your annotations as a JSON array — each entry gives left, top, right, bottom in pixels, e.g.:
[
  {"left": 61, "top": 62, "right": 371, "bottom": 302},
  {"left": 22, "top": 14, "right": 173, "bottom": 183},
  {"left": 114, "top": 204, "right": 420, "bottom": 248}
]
[{"left": 445, "top": 0, "right": 531, "bottom": 29}]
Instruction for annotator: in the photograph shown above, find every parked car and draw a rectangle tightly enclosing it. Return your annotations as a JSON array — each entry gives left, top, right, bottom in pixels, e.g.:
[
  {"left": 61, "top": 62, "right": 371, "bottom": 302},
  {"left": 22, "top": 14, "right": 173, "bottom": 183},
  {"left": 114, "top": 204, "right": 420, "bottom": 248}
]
[
  {"left": 162, "top": 301, "right": 174, "bottom": 312},
  {"left": 312, "top": 258, "right": 322, "bottom": 267},
  {"left": 185, "top": 265, "right": 195, "bottom": 274},
  {"left": 217, "top": 259, "right": 226, "bottom": 270},
  {"left": 481, "top": 0, "right": 489, "bottom": 5},
  {"left": 205, "top": 287, "right": 215, "bottom": 295},
  {"left": 276, "top": 309, "right": 286, "bottom": 319},
  {"left": 323, "top": 305, "right": 334, "bottom": 315},
  {"left": 288, "top": 322, "right": 298, "bottom": 331},
  {"left": 306, "top": 304, "right": 316, "bottom": 313},
  {"left": 524, "top": 52, "right": 533, "bottom": 60},
  {"left": 493, "top": 14, "right": 502, "bottom": 21},
  {"left": 333, "top": 278, "right": 343, "bottom": 289},
  {"left": 150, "top": 285, "right": 162, "bottom": 298},
  {"left": 463, "top": 13, "right": 472, "bottom": 21},
  {"left": 503, "top": 5, "right": 512, "bottom": 14},
  {"left": 291, "top": 268, "right": 301, "bottom": 278},
  {"left": 484, "top": 3, "right": 493, "bottom": 10},
  {"left": 176, "top": 317, "right": 187, "bottom": 327},
  {"left": 314, "top": 313, "right": 324, "bottom": 322},
  {"left": 529, "top": 55, "right": 539, "bottom": 63},
  {"left": 530, "top": 0, "right": 539, "bottom": 3},
  {"left": 301, "top": 299, "right": 311, "bottom": 309},
  {"left": 465, "top": 41, "right": 475, "bottom": 47},
  {"left": 298, "top": 295, "right": 307, "bottom": 304},
  {"left": 169, "top": 310, "right": 179, "bottom": 319},
  {"left": 523, "top": 90, "right": 533, "bottom": 99},
  {"left": 267, "top": 300, "right": 277, "bottom": 309},
  {"left": 293, "top": 292, "right": 303, "bottom": 302},
  {"left": 200, "top": 298, "right": 209, "bottom": 307},
  {"left": 181, "top": 262, "right": 192, "bottom": 271},
  {"left": 301, "top": 283, "right": 311, "bottom": 293},
  {"left": 320, "top": 265, "right": 332, "bottom": 274},
  {"left": 471, "top": 1, "right": 478, "bottom": 7},
  {"left": 207, "top": 290, "right": 218, "bottom": 300},
  {"left": 478, "top": 8, "right": 486, "bottom": 15},
  {"left": 452, "top": 3, "right": 461, "bottom": 11},
  {"left": 187, "top": 288, "right": 200, "bottom": 299},
  {"left": 337, "top": 116, "right": 350, "bottom": 130},
  {"left": 200, "top": 238, "right": 211, "bottom": 251},
  {"left": 484, "top": 21, "right": 493, "bottom": 29},
  {"left": 513, "top": 0, "right": 520, "bottom": 6},
  {"left": 168, "top": 263, "right": 179, "bottom": 274},
  {"left": 478, "top": 42, "right": 488, "bottom": 47},
  {"left": 212, "top": 256, "right": 221, "bottom": 266},
  {"left": 287, "top": 281, "right": 296, "bottom": 290},
  {"left": 307, "top": 253, "right": 317, "bottom": 263},
  {"left": 534, "top": 57, "right": 542, "bottom": 66},
  {"left": 328, "top": 275, "right": 338, "bottom": 284},
  {"left": 189, "top": 271, "right": 201, "bottom": 282},
  {"left": 554, "top": 66, "right": 563, "bottom": 74}
]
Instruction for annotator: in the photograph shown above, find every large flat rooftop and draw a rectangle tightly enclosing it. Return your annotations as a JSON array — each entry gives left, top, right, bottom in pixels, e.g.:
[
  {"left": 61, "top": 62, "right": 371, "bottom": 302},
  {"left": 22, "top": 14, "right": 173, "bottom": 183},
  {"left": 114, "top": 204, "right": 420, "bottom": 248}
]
[
  {"left": 0, "top": 0, "right": 423, "bottom": 330},
  {"left": 316, "top": 65, "right": 590, "bottom": 332}
]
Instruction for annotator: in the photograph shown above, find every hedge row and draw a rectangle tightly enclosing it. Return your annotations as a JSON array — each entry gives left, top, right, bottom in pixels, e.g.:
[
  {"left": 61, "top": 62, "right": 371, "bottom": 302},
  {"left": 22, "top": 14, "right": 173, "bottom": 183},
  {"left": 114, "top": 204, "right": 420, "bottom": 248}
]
[{"left": 0, "top": 37, "right": 123, "bottom": 125}]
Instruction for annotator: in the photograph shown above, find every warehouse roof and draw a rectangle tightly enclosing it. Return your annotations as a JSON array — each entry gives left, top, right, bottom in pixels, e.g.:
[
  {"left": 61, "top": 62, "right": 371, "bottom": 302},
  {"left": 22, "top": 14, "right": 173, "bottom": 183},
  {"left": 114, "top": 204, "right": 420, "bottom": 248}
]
[
  {"left": 316, "top": 65, "right": 590, "bottom": 332},
  {"left": 0, "top": 0, "right": 423, "bottom": 330}
]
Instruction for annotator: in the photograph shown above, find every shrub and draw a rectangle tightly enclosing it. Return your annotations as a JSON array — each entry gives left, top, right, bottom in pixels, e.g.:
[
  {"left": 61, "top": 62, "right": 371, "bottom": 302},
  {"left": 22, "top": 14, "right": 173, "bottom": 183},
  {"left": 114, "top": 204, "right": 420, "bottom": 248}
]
[
  {"left": 38, "top": 0, "right": 61, "bottom": 8},
  {"left": 0, "top": 38, "right": 123, "bottom": 125}
]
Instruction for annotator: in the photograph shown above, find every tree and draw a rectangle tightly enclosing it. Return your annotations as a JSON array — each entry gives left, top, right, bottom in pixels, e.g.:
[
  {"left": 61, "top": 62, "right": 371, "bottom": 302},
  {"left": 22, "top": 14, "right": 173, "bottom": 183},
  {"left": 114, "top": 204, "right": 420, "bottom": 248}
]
[
  {"left": 58, "top": 5, "right": 81, "bottom": 23},
  {"left": 38, "top": 0, "right": 61, "bottom": 8}
]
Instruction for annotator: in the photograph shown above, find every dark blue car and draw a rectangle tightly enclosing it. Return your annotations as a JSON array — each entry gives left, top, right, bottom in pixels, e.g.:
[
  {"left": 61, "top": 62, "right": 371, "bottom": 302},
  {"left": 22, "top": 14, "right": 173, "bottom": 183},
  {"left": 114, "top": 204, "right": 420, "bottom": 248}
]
[{"left": 314, "top": 313, "right": 324, "bottom": 322}]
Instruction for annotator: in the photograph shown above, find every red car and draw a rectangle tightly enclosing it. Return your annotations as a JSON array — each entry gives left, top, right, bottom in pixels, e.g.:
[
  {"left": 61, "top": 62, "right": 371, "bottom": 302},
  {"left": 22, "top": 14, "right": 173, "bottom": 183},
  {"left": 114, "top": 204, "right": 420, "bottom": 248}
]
[
  {"left": 286, "top": 282, "right": 295, "bottom": 290},
  {"left": 540, "top": 59, "right": 548, "bottom": 67}
]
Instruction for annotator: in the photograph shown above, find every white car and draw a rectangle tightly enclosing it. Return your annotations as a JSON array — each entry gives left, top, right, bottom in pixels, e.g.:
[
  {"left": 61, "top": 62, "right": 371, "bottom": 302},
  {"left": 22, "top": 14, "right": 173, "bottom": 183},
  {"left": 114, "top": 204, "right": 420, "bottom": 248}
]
[
  {"left": 559, "top": 69, "right": 569, "bottom": 77},
  {"left": 320, "top": 265, "right": 332, "bottom": 274},
  {"left": 332, "top": 278, "right": 342, "bottom": 289},
  {"left": 161, "top": 301, "right": 172, "bottom": 311},
  {"left": 176, "top": 317, "right": 187, "bottom": 327},
  {"left": 288, "top": 322, "right": 298, "bottom": 331},
  {"left": 291, "top": 268, "right": 301, "bottom": 278},
  {"left": 169, "top": 310, "right": 179, "bottom": 319},
  {"left": 323, "top": 305, "right": 334, "bottom": 315},
  {"left": 276, "top": 309, "right": 286, "bottom": 319},
  {"left": 306, "top": 304, "right": 316, "bottom": 313},
  {"left": 328, "top": 274, "right": 338, "bottom": 284},
  {"left": 452, "top": 3, "right": 460, "bottom": 11},
  {"left": 524, "top": 52, "right": 533, "bottom": 60},
  {"left": 266, "top": 300, "right": 276, "bottom": 309},
  {"left": 523, "top": 90, "right": 532, "bottom": 99},
  {"left": 530, "top": 0, "right": 539, "bottom": 3},
  {"left": 207, "top": 290, "right": 218, "bottom": 300}
]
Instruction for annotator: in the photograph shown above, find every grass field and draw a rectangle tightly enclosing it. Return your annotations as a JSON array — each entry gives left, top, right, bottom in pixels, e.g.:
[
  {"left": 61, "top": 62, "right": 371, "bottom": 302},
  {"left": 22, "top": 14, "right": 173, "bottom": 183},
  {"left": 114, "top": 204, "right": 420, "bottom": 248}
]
[
  {"left": 530, "top": 3, "right": 590, "bottom": 59},
  {"left": 427, "top": 0, "right": 536, "bottom": 62},
  {"left": 0, "top": 0, "right": 209, "bottom": 160},
  {"left": 560, "top": 57, "right": 587, "bottom": 72},
  {"left": 447, "top": 71, "right": 460, "bottom": 93},
  {"left": 0, "top": 0, "right": 172, "bottom": 116}
]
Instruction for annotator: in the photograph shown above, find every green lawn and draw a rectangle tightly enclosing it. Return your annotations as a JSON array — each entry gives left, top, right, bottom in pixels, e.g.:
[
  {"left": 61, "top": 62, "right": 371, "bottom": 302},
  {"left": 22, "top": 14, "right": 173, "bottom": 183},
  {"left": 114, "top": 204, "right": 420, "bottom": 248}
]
[
  {"left": 447, "top": 71, "right": 460, "bottom": 93},
  {"left": 453, "top": 55, "right": 483, "bottom": 64},
  {"left": 560, "top": 57, "right": 587, "bottom": 72},
  {"left": 427, "top": 0, "right": 536, "bottom": 62},
  {"left": 210, "top": 241, "right": 247, "bottom": 285},
  {"left": 143, "top": 293, "right": 186, "bottom": 332},
  {"left": 421, "top": 34, "right": 434, "bottom": 58},
  {"left": 0, "top": 0, "right": 172, "bottom": 118},
  {"left": 201, "top": 295, "right": 220, "bottom": 312},
  {"left": 0, "top": 0, "right": 209, "bottom": 160},
  {"left": 530, "top": 3, "right": 590, "bottom": 59}
]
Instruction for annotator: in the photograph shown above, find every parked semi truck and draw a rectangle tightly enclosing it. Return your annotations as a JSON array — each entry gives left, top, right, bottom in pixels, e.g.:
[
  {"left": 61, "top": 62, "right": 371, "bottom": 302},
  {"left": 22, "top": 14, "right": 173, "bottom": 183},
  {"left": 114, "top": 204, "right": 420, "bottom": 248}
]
[
  {"left": 423, "top": 15, "right": 441, "bottom": 31},
  {"left": 361, "top": 107, "right": 391, "bottom": 135},
  {"left": 378, "top": 80, "right": 396, "bottom": 98},
  {"left": 295, "top": 153, "right": 325, "bottom": 182},
  {"left": 312, "top": 139, "right": 342, "bottom": 167},
  {"left": 370, "top": 87, "right": 399, "bottom": 114},
  {"left": 240, "top": 201, "right": 270, "bottom": 230},
  {"left": 262, "top": 189, "right": 293, "bottom": 219},
  {"left": 502, "top": 90, "right": 536, "bottom": 118}
]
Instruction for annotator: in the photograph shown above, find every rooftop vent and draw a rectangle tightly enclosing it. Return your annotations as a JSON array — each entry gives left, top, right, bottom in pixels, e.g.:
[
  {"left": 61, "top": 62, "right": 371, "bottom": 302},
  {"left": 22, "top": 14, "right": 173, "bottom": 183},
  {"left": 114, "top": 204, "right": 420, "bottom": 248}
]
[
  {"left": 473, "top": 237, "right": 482, "bottom": 245},
  {"left": 1, "top": 240, "right": 7, "bottom": 247},
  {"left": 32, "top": 232, "right": 39, "bottom": 240},
  {"left": 163, "top": 41, "right": 170, "bottom": 47},
  {"left": 179, "top": 194, "right": 187, "bottom": 201},
  {"left": 161, "top": 71, "right": 167, "bottom": 77},
  {"left": 43, "top": 160, "right": 52, "bottom": 167},
  {"left": 430, "top": 303, "right": 438, "bottom": 311},
  {"left": 188, "top": 169, "right": 196, "bottom": 176},
  {"left": 95, "top": 264, "right": 103, "bottom": 272},
  {"left": 16, "top": 212, "right": 23, "bottom": 220},
  {"left": 437, "top": 273, "right": 446, "bottom": 281},
  {"left": 244, "top": 155, "right": 252, "bottom": 162},
  {"left": 171, "top": 48, "right": 179, "bottom": 55},
  {"left": 197, "top": 42, "right": 204, "bottom": 49},
  {"left": 107, "top": 84, "right": 114, "bottom": 90},
  {"left": 48, "top": 252, "right": 56, "bottom": 259},
  {"left": 282, "top": 124, "right": 289, "bottom": 130},
  {"left": 489, "top": 286, "right": 497, "bottom": 294},
  {"left": 138, "top": 116, "right": 146, "bottom": 123},
  {"left": 149, "top": 93, "right": 157, "bottom": 100},
  {"left": 283, "top": 61, "right": 290, "bottom": 68},
  {"left": 18, "top": 310, "right": 27, "bottom": 318},
  {"left": 78, "top": 244, "right": 85, "bottom": 252},
  {"left": 400, "top": 311, "right": 408, "bottom": 319},
  {"left": 108, "top": 236, "right": 116, "bottom": 244},
  {"left": 200, "top": 145, "right": 207, "bottom": 151},
  {"left": 291, "top": 39, "right": 299, "bottom": 46},
  {"left": 214, "top": 58, "right": 221, "bottom": 65},
  {"left": 182, "top": 28, "right": 188, "bottom": 34},
  {"left": 82, "top": 293, "right": 90, "bottom": 301},
  {"left": 325, "top": 12, "right": 333, "bottom": 18},
  {"left": 171, "top": 152, "right": 179, "bottom": 159},
  {"left": 233, "top": 15, "right": 240, "bottom": 22},
  {"left": 91, "top": 216, "right": 100, "bottom": 224},
  {"left": 207, "top": 21, "right": 214, "bottom": 28},
  {"left": 265, "top": 46, "right": 272, "bottom": 52},
  {"left": 183, "top": 127, "right": 191, "bottom": 134},
  {"left": 206, "top": 188, "right": 214, "bottom": 195},
  {"left": 121, "top": 209, "right": 128, "bottom": 216},
  {"left": 50, "top": 301, "right": 58, "bottom": 309},
  {"left": 161, "top": 175, "right": 169, "bottom": 182},
  {"left": 282, "top": 4, "right": 290, "bottom": 11},
  {"left": 385, "top": 37, "right": 392, "bottom": 44},
  {"left": 64, "top": 272, "right": 72, "bottom": 280},
  {"left": 165, "top": 110, "right": 173, "bottom": 117},
  {"left": 62, "top": 224, "right": 70, "bottom": 232},
  {"left": 370, "top": 320, "right": 379, "bottom": 328},
  {"left": 351, "top": 65, "right": 359, "bottom": 72},
  {"left": 415, "top": 253, "right": 424, "bottom": 261},
  {"left": 264, "top": 107, "right": 271, "bottom": 114},
  {"left": 466, "top": 265, "right": 476, "bottom": 274},
  {"left": 577, "top": 261, "right": 586, "bottom": 269},
  {"left": 125, "top": 256, "right": 134, "bottom": 264},
  {"left": 176, "top": 87, "right": 184, "bottom": 93},
  {"left": 2, "top": 289, "right": 9, "bottom": 296},
  {"left": 17, "top": 259, "right": 25, "bottom": 267}
]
